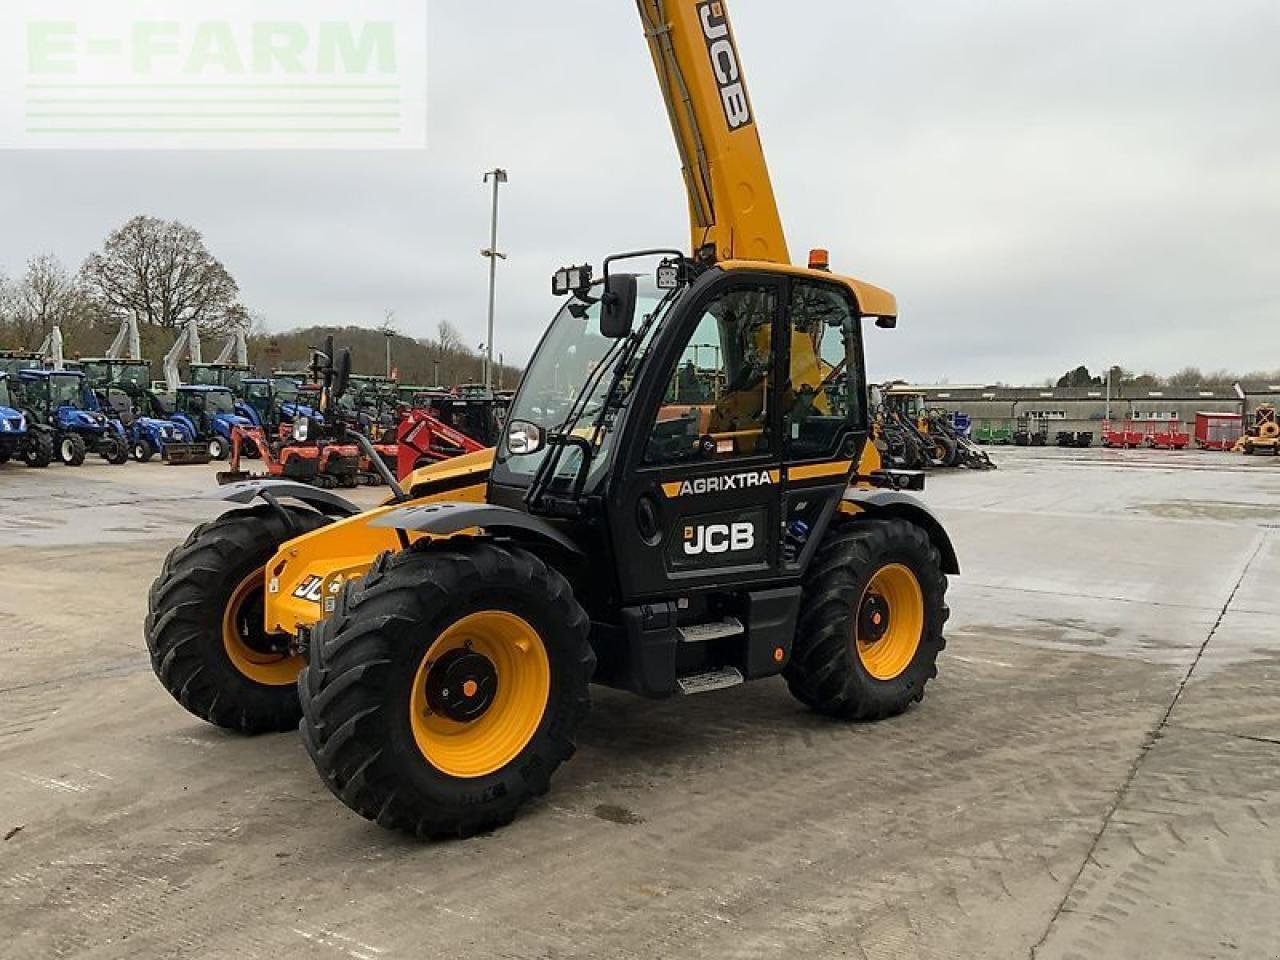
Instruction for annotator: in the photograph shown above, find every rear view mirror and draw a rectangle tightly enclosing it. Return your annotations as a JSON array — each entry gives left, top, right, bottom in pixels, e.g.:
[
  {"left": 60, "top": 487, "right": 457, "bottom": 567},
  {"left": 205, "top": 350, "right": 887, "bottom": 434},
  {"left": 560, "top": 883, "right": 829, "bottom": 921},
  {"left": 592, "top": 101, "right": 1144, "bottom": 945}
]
[
  {"left": 506, "top": 420, "right": 545, "bottom": 456},
  {"left": 600, "top": 274, "right": 638, "bottom": 339}
]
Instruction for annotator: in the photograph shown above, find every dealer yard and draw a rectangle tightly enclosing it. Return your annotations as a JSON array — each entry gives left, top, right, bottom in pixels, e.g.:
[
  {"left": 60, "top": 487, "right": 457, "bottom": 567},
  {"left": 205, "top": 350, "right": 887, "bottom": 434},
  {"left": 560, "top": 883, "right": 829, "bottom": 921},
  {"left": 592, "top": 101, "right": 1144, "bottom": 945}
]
[{"left": 1, "top": 447, "right": 1277, "bottom": 960}]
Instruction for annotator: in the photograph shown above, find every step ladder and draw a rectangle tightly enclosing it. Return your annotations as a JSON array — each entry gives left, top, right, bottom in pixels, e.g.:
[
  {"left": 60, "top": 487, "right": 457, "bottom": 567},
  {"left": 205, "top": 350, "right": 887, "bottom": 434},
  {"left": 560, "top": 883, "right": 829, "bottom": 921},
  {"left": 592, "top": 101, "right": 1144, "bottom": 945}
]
[
  {"left": 676, "top": 666, "right": 745, "bottom": 696},
  {"left": 677, "top": 617, "right": 744, "bottom": 644}
]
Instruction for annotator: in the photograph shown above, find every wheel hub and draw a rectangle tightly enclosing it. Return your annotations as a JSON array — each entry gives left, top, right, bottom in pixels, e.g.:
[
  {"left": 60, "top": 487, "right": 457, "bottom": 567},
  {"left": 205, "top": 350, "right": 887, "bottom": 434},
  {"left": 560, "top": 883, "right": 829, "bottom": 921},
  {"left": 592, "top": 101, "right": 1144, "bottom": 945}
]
[
  {"left": 425, "top": 649, "right": 499, "bottom": 722},
  {"left": 859, "top": 593, "right": 891, "bottom": 644}
]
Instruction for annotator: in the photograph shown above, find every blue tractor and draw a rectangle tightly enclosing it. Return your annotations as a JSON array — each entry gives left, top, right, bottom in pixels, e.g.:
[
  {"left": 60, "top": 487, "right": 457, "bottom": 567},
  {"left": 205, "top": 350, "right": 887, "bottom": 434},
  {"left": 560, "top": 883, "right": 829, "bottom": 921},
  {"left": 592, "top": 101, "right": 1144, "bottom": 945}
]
[
  {"left": 83, "top": 359, "right": 195, "bottom": 464},
  {"left": 14, "top": 368, "right": 129, "bottom": 466},
  {"left": 0, "top": 371, "right": 54, "bottom": 468},
  {"left": 166, "top": 384, "right": 252, "bottom": 461}
]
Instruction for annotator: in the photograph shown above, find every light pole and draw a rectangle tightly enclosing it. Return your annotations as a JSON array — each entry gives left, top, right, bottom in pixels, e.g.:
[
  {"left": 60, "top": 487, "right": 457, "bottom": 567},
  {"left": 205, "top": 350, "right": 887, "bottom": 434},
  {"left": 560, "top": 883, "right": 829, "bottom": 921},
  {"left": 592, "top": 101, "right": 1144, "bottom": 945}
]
[
  {"left": 481, "top": 168, "right": 509, "bottom": 394},
  {"left": 381, "top": 311, "right": 396, "bottom": 379}
]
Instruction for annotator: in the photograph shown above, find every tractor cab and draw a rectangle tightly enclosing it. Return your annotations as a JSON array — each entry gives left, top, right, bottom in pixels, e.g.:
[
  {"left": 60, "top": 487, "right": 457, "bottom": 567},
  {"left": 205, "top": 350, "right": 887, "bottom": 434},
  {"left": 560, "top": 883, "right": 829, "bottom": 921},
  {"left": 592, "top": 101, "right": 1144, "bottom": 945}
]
[
  {"left": 0, "top": 351, "right": 46, "bottom": 377},
  {"left": 17, "top": 369, "right": 101, "bottom": 425},
  {"left": 81, "top": 359, "right": 152, "bottom": 394},
  {"left": 190, "top": 363, "right": 252, "bottom": 394},
  {"left": 81, "top": 359, "right": 155, "bottom": 425}
]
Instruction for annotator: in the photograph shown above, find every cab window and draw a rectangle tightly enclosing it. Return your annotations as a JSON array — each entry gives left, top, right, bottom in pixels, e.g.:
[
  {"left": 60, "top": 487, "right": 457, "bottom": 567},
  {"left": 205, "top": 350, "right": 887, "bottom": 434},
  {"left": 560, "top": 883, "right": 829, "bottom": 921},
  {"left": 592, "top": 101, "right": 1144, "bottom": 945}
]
[
  {"left": 785, "top": 282, "right": 865, "bottom": 460},
  {"left": 643, "top": 283, "right": 777, "bottom": 466}
]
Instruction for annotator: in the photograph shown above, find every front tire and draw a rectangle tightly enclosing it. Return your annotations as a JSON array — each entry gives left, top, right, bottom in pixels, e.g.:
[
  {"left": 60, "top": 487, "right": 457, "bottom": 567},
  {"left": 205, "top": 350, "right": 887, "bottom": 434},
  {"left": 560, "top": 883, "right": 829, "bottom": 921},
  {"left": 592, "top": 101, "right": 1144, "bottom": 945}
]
[
  {"left": 133, "top": 439, "right": 155, "bottom": 463},
  {"left": 786, "top": 519, "right": 948, "bottom": 721},
  {"left": 59, "top": 434, "right": 87, "bottom": 466},
  {"left": 209, "top": 436, "right": 230, "bottom": 461},
  {"left": 146, "top": 505, "right": 333, "bottom": 733},
  {"left": 300, "top": 542, "right": 594, "bottom": 839}
]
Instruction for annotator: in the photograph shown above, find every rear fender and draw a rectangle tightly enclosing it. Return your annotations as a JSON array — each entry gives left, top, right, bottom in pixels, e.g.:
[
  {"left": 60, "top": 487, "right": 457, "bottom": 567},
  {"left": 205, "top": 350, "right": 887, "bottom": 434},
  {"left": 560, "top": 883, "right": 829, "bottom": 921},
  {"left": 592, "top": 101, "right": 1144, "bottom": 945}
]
[{"left": 840, "top": 489, "right": 960, "bottom": 575}]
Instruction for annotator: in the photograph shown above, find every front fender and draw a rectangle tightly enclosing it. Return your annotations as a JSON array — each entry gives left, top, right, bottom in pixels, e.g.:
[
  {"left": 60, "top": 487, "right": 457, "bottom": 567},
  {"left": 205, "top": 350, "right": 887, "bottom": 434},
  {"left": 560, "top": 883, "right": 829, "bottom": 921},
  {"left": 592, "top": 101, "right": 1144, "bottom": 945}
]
[
  {"left": 370, "top": 501, "right": 583, "bottom": 557},
  {"left": 841, "top": 489, "right": 960, "bottom": 575},
  {"left": 214, "top": 479, "right": 362, "bottom": 517}
]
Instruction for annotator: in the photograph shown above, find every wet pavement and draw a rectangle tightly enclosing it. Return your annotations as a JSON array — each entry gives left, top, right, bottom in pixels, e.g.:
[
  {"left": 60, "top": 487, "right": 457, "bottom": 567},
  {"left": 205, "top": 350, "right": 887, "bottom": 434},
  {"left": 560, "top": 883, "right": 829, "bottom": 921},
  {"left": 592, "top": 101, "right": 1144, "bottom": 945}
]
[{"left": 0, "top": 447, "right": 1277, "bottom": 959}]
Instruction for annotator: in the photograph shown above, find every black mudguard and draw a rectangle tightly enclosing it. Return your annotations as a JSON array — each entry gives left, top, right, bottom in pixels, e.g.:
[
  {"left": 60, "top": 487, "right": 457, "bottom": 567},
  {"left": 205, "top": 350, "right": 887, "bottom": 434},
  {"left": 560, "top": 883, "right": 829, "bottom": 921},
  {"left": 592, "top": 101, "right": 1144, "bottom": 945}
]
[
  {"left": 370, "top": 501, "right": 583, "bottom": 557},
  {"left": 214, "top": 479, "right": 362, "bottom": 517},
  {"left": 842, "top": 489, "right": 960, "bottom": 575}
]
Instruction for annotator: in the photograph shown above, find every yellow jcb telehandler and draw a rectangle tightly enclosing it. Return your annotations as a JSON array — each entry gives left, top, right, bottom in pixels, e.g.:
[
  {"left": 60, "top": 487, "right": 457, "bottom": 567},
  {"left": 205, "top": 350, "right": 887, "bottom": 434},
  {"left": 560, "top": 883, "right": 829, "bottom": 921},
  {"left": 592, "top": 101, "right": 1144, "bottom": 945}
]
[{"left": 147, "top": 0, "right": 958, "bottom": 838}]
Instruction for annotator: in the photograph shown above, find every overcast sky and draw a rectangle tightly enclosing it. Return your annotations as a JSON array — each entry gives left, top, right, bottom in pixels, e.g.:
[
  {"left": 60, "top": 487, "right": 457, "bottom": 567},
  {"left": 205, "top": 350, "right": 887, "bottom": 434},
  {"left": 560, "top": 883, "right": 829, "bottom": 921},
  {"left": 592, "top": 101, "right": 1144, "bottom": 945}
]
[{"left": 1, "top": 0, "right": 1276, "bottom": 385}]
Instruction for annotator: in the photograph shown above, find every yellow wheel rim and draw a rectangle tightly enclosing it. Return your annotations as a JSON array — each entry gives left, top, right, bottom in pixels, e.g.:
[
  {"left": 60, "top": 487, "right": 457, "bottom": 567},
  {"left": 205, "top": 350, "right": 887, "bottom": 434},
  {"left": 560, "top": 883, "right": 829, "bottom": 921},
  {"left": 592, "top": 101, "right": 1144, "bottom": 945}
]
[
  {"left": 856, "top": 564, "right": 924, "bottom": 681},
  {"left": 222, "top": 570, "right": 303, "bottom": 686},
  {"left": 409, "top": 611, "right": 551, "bottom": 779}
]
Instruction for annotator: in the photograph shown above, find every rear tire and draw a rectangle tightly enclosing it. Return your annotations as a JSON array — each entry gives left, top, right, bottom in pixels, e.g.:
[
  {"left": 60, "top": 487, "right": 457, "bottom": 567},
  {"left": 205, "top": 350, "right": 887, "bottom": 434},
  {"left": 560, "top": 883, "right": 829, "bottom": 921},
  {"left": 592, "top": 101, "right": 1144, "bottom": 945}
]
[
  {"left": 299, "top": 542, "right": 594, "bottom": 839},
  {"left": 103, "top": 435, "right": 129, "bottom": 465},
  {"left": 146, "top": 505, "right": 333, "bottom": 733},
  {"left": 22, "top": 431, "right": 53, "bottom": 468},
  {"left": 59, "top": 434, "right": 87, "bottom": 466},
  {"left": 786, "top": 518, "right": 948, "bottom": 721}
]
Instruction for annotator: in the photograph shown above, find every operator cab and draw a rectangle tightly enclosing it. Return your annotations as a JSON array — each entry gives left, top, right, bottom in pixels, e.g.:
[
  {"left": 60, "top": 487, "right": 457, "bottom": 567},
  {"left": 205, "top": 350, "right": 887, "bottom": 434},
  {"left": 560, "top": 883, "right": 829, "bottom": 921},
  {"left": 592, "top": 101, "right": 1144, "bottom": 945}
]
[
  {"left": 491, "top": 253, "right": 890, "bottom": 613},
  {"left": 17, "top": 369, "right": 97, "bottom": 417}
]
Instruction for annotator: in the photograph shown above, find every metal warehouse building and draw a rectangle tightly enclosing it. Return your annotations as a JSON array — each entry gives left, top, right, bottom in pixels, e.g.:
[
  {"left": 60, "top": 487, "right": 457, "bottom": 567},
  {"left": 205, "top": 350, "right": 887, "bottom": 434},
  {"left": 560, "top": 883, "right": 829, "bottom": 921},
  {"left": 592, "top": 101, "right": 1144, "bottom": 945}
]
[{"left": 909, "top": 382, "right": 1280, "bottom": 445}]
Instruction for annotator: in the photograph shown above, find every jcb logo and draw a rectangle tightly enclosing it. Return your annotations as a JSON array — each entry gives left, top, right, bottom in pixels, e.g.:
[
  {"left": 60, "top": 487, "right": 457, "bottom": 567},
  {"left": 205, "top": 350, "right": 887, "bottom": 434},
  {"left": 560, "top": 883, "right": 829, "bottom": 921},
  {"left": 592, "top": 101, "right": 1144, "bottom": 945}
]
[
  {"left": 684, "top": 522, "right": 756, "bottom": 556},
  {"left": 292, "top": 576, "right": 324, "bottom": 603},
  {"left": 697, "top": 1, "right": 753, "bottom": 131}
]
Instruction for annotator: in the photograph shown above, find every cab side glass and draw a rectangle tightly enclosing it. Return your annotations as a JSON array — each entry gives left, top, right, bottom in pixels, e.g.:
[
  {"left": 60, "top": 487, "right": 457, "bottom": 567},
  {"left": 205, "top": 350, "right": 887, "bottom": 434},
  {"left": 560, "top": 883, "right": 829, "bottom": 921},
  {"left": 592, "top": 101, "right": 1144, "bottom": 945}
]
[
  {"left": 643, "top": 284, "right": 777, "bottom": 466},
  {"left": 785, "top": 283, "right": 864, "bottom": 460}
]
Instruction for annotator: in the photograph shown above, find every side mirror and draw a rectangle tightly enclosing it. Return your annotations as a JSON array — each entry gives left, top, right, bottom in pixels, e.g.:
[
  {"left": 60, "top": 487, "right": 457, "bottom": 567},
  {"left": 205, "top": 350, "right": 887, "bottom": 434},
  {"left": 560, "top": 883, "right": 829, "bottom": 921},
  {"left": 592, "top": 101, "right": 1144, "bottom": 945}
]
[
  {"left": 506, "top": 419, "right": 545, "bottom": 456},
  {"left": 874, "top": 316, "right": 898, "bottom": 330},
  {"left": 600, "top": 274, "right": 638, "bottom": 339}
]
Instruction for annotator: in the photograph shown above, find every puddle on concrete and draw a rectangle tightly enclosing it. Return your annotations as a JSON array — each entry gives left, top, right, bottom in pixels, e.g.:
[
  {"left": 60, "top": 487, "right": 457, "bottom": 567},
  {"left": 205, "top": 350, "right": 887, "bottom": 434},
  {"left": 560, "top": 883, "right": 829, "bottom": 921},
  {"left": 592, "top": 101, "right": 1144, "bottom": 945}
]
[
  {"left": 1129, "top": 501, "right": 1277, "bottom": 523},
  {"left": 952, "top": 619, "right": 1201, "bottom": 670},
  {"left": 594, "top": 803, "right": 645, "bottom": 826}
]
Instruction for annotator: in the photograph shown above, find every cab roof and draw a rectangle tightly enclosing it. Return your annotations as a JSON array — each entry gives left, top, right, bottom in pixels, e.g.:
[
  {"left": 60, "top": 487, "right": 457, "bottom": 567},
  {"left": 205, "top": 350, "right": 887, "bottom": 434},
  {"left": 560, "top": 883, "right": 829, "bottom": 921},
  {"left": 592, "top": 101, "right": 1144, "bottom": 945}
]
[
  {"left": 19, "top": 368, "right": 82, "bottom": 380},
  {"left": 720, "top": 259, "right": 898, "bottom": 320}
]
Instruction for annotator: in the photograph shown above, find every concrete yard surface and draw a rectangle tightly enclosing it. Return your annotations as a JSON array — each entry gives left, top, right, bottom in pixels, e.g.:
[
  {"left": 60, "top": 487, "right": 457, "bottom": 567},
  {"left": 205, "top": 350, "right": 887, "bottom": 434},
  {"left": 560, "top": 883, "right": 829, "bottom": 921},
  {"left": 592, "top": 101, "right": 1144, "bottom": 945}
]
[{"left": 1, "top": 448, "right": 1278, "bottom": 959}]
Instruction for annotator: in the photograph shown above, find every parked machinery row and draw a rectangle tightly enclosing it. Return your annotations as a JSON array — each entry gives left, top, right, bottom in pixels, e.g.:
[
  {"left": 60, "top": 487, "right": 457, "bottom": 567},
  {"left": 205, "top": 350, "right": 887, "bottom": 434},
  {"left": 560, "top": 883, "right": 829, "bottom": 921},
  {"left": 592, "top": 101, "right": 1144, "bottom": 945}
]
[
  {"left": 875, "top": 386, "right": 996, "bottom": 471},
  {"left": 2, "top": 324, "right": 505, "bottom": 480},
  {"left": 1236, "top": 404, "right": 1280, "bottom": 456}
]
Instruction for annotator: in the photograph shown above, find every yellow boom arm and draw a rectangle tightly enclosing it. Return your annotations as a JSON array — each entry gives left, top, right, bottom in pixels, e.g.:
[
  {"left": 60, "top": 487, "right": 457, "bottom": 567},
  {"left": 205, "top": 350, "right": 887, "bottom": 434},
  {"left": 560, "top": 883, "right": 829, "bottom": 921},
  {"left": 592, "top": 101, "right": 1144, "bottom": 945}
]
[{"left": 638, "top": 0, "right": 790, "bottom": 265}]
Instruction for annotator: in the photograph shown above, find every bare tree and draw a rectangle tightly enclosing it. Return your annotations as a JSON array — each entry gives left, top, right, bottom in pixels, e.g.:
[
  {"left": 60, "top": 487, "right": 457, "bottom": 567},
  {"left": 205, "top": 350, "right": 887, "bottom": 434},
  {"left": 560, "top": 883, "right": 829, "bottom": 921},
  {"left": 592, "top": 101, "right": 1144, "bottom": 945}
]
[
  {"left": 4, "top": 253, "right": 102, "bottom": 348},
  {"left": 81, "top": 215, "right": 242, "bottom": 335},
  {"left": 1167, "top": 366, "right": 1205, "bottom": 388},
  {"left": 436, "top": 319, "right": 463, "bottom": 353}
]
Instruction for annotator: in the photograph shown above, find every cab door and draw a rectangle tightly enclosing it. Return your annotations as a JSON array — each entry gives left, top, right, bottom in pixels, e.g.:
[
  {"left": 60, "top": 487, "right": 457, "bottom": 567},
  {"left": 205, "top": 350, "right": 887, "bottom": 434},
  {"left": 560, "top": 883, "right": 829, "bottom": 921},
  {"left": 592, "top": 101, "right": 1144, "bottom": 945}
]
[
  {"left": 607, "top": 272, "right": 786, "bottom": 602},
  {"left": 777, "top": 279, "right": 870, "bottom": 574}
]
